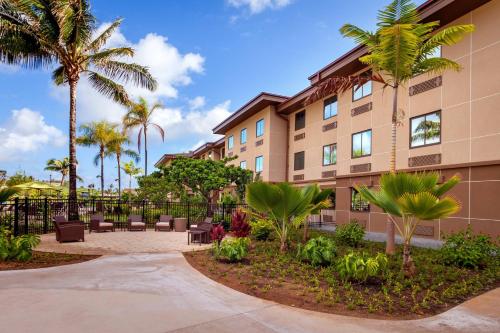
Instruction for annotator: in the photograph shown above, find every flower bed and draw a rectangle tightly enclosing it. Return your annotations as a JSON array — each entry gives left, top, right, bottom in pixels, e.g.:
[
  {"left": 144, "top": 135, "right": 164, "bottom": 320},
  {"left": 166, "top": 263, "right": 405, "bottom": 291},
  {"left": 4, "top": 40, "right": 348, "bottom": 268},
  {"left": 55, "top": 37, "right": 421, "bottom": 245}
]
[{"left": 0, "top": 251, "right": 99, "bottom": 271}]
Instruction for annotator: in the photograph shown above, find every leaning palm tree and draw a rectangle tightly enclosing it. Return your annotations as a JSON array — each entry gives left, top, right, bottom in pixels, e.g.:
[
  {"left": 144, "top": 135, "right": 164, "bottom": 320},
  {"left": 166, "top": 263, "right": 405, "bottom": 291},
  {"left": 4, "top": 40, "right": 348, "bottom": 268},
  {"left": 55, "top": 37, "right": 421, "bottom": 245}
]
[
  {"left": 77, "top": 121, "right": 121, "bottom": 198},
  {"left": 121, "top": 160, "right": 142, "bottom": 193},
  {"left": 0, "top": 1, "right": 157, "bottom": 217},
  {"left": 123, "top": 97, "right": 165, "bottom": 176},
  {"left": 104, "top": 133, "right": 139, "bottom": 199},
  {"left": 246, "top": 182, "right": 331, "bottom": 252},
  {"left": 44, "top": 158, "right": 71, "bottom": 186},
  {"left": 339, "top": 0, "right": 474, "bottom": 254},
  {"left": 356, "top": 172, "right": 460, "bottom": 276}
]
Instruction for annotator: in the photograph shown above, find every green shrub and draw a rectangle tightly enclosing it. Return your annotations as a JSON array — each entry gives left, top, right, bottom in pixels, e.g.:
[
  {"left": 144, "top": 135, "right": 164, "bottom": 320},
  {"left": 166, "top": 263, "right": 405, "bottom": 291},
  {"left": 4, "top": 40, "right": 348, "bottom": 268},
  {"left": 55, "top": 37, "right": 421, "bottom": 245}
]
[
  {"left": 441, "top": 228, "right": 498, "bottom": 268},
  {"left": 217, "top": 237, "right": 250, "bottom": 262},
  {"left": 297, "top": 236, "right": 336, "bottom": 266},
  {"left": 250, "top": 219, "right": 274, "bottom": 241},
  {"left": 336, "top": 251, "right": 388, "bottom": 282},
  {"left": 0, "top": 227, "right": 40, "bottom": 262},
  {"left": 335, "top": 220, "right": 365, "bottom": 247}
]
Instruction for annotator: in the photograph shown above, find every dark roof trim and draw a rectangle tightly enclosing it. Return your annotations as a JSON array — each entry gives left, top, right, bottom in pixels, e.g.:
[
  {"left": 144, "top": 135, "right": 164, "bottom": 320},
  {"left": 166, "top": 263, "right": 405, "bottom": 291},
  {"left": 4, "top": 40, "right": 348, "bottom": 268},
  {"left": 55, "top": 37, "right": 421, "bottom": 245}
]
[{"left": 191, "top": 137, "right": 225, "bottom": 156}]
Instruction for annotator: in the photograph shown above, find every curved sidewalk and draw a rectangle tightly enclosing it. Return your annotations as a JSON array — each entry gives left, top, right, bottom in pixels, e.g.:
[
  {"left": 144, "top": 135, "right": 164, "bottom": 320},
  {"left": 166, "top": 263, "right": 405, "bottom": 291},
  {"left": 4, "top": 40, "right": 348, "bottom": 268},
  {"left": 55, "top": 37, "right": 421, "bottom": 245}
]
[{"left": 0, "top": 253, "right": 498, "bottom": 333}]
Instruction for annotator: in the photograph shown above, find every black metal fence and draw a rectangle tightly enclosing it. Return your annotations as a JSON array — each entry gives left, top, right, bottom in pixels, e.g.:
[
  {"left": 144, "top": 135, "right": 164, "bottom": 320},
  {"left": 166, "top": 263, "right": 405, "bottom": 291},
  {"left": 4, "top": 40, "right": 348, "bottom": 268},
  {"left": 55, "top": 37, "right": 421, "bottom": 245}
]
[{"left": 0, "top": 198, "right": 246, "bottom": 236}]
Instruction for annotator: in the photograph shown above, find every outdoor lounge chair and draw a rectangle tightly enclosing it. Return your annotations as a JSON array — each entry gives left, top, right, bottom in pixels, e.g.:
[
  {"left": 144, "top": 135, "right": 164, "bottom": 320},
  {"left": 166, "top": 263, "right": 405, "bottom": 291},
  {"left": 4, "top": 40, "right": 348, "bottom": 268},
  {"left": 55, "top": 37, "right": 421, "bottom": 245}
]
[
  {"left": 128, "top": 214, "right": 146, "bottom": 231},
  {"left": 188, "top": 221, "right": 212, "bottom": 245},
  {"left": 53, "top": 216, "right": 85, "bottom": 243},
  {"left": 90, "top": 214, "right": 115, "bottom": 233},
  {"left": 155, "top": 215, "right": 173, "bottom": 231}
]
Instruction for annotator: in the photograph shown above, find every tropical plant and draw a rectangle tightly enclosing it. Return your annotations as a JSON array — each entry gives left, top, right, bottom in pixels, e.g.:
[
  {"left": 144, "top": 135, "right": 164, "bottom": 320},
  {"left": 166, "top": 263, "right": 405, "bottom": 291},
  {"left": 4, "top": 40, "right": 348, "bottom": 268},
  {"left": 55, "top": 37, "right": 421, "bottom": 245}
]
[
  {"left": 0, "top": 227, "right": 40, "bottom": 262},
  {"left": 441, "top": 227, "right": 498, "bottom": 268},
  {"left": 339, "top": 0, "right": 474, "bottom": 254},
  {"left": 336, "top": 251, "right": 388, "bottom": 282},
  {"left": 121, "top": 160, "right": 143, "bottom": 191},
  {"left": 250, "top": 218, "right": 274, "bottom": 241},
  {"left": 245, "top": 182, "right": 331, "bottom": 252},
  {"left": 297, "top": 236, "right": 336, "bottom": 266},
  {"left": 217, "top": 237, "right": 250, "bottom": 262},
  {"left": 104, "top": 133, "right": 139, "bottom": 198},
  {"left": 231, "top": 210, "right": 251, "bottom": 238},
  {"left": 0, "top": 1, "right": 157, "bottom": 217},
  {"left": 210, "top": 224, "right": 226, "bottom": 244},
  {"left": 5, "top": 172, "right": 33, "bottom": 186},
  {"left": 0, "top": 186, "right": 17, "bottom": 202},
  {"left": 136, "top": 172, "right": 176, "bottom": 202},
  {"left": 335, "top": 220, "right": 365, "bottom": 247},
  {"left": 44, "top": 158, "right": 70, "bottom": 186},
  {"left": 302, "top": 185, "right": 333, "bottom": 241},
  {"left": 77, "top": 121, "right": 121, "bottom": 198},
  {"left": 356, "top": 172, "right": 461, "bottom": 276},
  {"left": 123, "top": 97, "right": 165, "bottom": 175}
]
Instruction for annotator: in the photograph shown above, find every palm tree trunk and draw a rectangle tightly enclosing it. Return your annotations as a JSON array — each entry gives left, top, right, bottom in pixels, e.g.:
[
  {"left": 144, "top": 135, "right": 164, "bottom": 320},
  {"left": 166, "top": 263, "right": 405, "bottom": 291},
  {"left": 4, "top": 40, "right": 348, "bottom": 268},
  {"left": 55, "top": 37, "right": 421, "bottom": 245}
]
[
  {"left": 68, "top": 79, "right": 79, "bottom": 220},
  {"left": 280, "top": 219, "right": 288, "bottom": 252},
  {"left": 402, "top": 240, "right": 415, "bottom": 277},
  {"left": 302, "top": 219, "right": 309, "bottom": 243},
  {"left": 60, "top": 173, "right": 65, "bottom": 187},
  {"left": 386, "top": 84, "right": 398, "bottom": 255},
  {"left": 100, "top": 149, "right": 105, "bottom": 199},
  {"left": 144, "top": 126, "right": 148, "bottom": 176},
  {"left": 117, "top": 154, "right": 121, "bottom": 199}
]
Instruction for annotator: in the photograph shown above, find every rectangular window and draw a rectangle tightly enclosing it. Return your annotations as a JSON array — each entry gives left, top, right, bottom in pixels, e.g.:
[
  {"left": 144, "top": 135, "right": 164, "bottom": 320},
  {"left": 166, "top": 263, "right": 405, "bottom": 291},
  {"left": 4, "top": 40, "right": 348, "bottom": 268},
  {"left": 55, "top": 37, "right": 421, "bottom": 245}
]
[
  {"left": 351, "top": 188, "right": 370, "bottom": 212},
  {"left": 323, "top": 96, "right": 338, "bottom": 119},
  {"left": 240, "top": 128, "right": 247, "bottom": 144},
  {"left": 323, "top": 144, "right": 337, "bottom": 166},
  {"left": 255, "top": 156, "right": 263, "bottom": 173},
  {"left": 353, "top": 73, "right": 372, "bottom": 101},
  {"left": 240, "top": 160, "right": 247, "bottom": 169},
  {"left": 294, "top": 151, "right": 305, "bottom": 171},
  {"left": 295, "top": 110, "right": 306, "bottom": 130},
  {"left": 410, "top": 111, "right": 441, "bottom": 148},
  {"left": 227, "top": 135, "right": 234, "bottom": 150},
  {"left": 256, "top": 119, "right": 265, "bottom": 137},
  {"left": 352, "top": 130, "right": 372, "bottom": 158}
]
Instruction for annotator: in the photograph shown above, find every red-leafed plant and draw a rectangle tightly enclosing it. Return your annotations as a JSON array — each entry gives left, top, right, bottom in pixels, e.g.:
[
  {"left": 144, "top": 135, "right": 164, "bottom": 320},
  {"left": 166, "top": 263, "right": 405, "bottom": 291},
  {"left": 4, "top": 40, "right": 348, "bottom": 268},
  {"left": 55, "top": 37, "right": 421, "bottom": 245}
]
[
  {"left": 210, "top": 224, "right": 225, "bottom": 244},
  {"left": 231, "top": 210, "right": 251, "bottom": 238}
]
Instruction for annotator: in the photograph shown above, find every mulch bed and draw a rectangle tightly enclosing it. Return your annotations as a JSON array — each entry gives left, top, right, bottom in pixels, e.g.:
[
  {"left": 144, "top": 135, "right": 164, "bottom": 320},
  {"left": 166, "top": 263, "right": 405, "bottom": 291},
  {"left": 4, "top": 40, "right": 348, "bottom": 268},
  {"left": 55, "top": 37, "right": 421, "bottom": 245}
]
[{"left": 0, "top": 251, "right": 100, "bottom": 271}]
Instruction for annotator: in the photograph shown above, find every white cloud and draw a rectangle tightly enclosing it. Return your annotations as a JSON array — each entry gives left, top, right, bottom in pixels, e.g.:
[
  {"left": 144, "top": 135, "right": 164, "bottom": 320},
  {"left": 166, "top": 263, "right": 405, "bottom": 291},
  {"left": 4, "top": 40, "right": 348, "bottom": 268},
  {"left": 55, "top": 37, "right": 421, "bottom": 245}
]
[
  {"left": 227, "top": 0, "right": 293, "bottom": 14},
  {"left": 189, "top": 96, "right": 206, "bottom": 110},
  {"left": 0, "top": 108, "right": 66, "bottom": 162}
]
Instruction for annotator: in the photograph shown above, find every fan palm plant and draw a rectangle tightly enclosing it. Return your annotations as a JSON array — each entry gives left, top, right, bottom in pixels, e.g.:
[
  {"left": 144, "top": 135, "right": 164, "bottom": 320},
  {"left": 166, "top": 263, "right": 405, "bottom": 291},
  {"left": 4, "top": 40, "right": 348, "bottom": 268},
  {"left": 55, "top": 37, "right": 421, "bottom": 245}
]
[
  {"left": 302, "top": 186, "right": 333, "bottom": 242},
  {"left": 76, "top": 121, "right": 121, "bottom": 198},
  {"left": 104, "top": 134, "right": 139, "bottom": 199},
  {"left": 123, "top": 97, "right": 165, "bottom": 176},
  {"left": 339, "top": 0, "right": 474, "bottom": 254},
  {"left": 246, "top": 182, "right": 331, "bottom": 252},
  {"left": 355, "top": 172, "right": 461, "bottom": 276},
  {"left": 0, "top": 0, "right": 157, "bottom": 216},
  {"left": 121, "top": 160, "right": 142, "bottom": 192},
  {"left": 44, "top": 157, "right": 71, "bottom": 186}
]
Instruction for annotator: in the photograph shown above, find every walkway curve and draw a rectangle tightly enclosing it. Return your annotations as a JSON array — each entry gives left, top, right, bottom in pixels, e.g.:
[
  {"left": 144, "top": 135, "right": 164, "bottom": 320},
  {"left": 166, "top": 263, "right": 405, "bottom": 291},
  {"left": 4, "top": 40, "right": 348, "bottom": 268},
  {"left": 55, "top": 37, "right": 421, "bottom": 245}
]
[{"left": 0, "top": 253, "right": 498, "bottom": 333}]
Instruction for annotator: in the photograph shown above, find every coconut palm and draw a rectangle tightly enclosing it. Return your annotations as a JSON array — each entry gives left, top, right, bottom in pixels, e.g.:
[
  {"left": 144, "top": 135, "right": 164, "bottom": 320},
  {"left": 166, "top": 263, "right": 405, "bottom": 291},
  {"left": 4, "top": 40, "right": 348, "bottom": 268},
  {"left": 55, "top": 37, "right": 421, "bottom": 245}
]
[
  {"left": 104, "top": 133, "right": 139, "bottom": 199},
  {"left": 0, "top": 1, "right": 157, "bottom": 216},
  {"left": 246, "top": 182, "right": 331, "bottom": 252},
  {"left": 355, "top": 172, "right": 460, "bottom": 276},
  {"left": 121, "top": 160, "right": 142, "bottom": 191},
  {"left": 123, "top": 97, "right": 165, "bottom": 176},
  {"left": 339, "top": 0, "right": 474, "bottom": 254},
  {"left": 76, "top": 121, "right": 121, "bottom": 198},
  {"left": 44, "top": 158, "right": 71, "bottom": 186}
]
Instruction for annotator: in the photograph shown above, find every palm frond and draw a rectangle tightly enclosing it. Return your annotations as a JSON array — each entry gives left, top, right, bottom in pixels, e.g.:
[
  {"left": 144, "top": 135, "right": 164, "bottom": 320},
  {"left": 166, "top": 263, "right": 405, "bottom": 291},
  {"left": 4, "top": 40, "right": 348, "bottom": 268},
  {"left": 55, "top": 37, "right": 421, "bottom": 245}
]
[
  {"left": 339, "top": 24, "right": 376, "bottom": 47},
  {"left": 86, "top": 18, "right": 123, "bottom": 52},
  {"left": 151, "top": 123, "right": 165, "bottom": 142},
  {"left": 93, "top": 60, "right": 157, "bottom": 91},
  {"left": 52, "top": 65, "right": 67, "bottom": 85},
  {"left": 412, "top": 57, "right": 461, "bottom": 76},
  {"left": 86, "top": 47, "right": 134, "bottom": 63},
  {"left": 86, "top": 71, "right": 130, "bottom": 106},
  {"left": 377, "top": 0, "right": 419, "bottom": 27}
]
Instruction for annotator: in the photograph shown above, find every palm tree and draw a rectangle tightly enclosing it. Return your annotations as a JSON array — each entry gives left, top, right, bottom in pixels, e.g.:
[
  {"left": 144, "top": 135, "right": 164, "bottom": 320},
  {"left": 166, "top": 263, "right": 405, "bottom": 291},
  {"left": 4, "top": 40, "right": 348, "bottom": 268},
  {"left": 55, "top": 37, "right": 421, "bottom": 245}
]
[
  {"left": 77, "top": 121, "right": 120, "bottom": 198},
  {"left": 339, "top": 0, "right": 474, "bottom": 254},
  {"left": 356, "top": 172, "right": 460, "bottom": 276},
  {"left": 0, "top": 179, "right": 18, "bottom": 202},
  {"left": 0, "top": 1, "right": 157, "bottom": 217},
  {"left": 104, "top": 133, "right": 139, "bottom": 199},
  {"left": 121, "top": 161, "right": 142, "bottom": 194},
  {"left": 44, "top": 158, "right": 71, "bottom": 186},
  {"left": 302, "top": 186, "right": 333, "bottom": 242},
  {"left": 245, "top": 182, "right": 331, "bottom": 252},
  {"left": 123, "top": 97, "right": 165, "bottom": 176}
]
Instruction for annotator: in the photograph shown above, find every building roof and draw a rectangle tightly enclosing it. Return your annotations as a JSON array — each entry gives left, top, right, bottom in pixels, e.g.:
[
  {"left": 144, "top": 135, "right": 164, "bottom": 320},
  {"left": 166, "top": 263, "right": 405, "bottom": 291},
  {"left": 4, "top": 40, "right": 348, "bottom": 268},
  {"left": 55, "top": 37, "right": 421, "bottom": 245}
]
[
  {"left": 154, "top": 152, "right": 191, "bottom": 168},
  {"left": 191, "top": 137, "right": 225, "bottom": 156}
]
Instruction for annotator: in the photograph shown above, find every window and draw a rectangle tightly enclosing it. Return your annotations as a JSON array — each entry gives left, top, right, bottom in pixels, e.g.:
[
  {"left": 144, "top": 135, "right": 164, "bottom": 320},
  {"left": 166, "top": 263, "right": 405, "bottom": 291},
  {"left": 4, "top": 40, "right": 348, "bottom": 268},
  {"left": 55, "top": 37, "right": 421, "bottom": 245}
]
[
  {"left": 240, "top": 160, "right": 247, "bottom": 169},
  {"left": 255, "top": 156, "right": 263, "bottom": 173},
  {"left": 323, "top": 96, "right": 338, "bottom": 119},
  {"left": 353, "top": 74, "right": 372, "bottom": 101},
  {"left": 351, "top": 188, "right": 370, "bottom": 212},
  {"left": 295, "top": 110, "right": 306, "bottom": 130},
  {"left": 256, "top": 119, "right": 265, "bottom": 137},
  {"left": 352, "top": 130, "right": 372, "bottom": 158},
  {"left": 410, "top": 111, "right": 441, "bottom": 148},
  {"left": 294, "top": 151, "right": 305, "bottom": 171},
  {"left": 323, "top": 144, "right": 337, "bottom": 166},
  {"left": 227, "top": 135, "right": 234, "bottom": 150},
  {"left": 240, "top": 128, "right": 247, "bottom": 144}
]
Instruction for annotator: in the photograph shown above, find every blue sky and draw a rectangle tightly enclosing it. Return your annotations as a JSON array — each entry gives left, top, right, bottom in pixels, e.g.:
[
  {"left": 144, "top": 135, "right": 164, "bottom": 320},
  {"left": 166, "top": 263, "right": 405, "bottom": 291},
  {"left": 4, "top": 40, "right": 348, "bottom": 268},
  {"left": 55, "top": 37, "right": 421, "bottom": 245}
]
[{"left": 0, "top": 0, "right": 424, "bottom": 189}]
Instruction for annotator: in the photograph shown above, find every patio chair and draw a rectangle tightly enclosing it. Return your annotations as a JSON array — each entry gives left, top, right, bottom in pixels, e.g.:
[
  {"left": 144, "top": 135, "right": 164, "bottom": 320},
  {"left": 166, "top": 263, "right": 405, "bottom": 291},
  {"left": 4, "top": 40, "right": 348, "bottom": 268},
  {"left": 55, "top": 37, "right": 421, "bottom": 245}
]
[
  {"left": 53, "top": 216, "right": 85, "bottom": 243},
  {"left": 188, "top": 222, "right": 213, "bottom": 245},
  {"left": 128, "top": 214, "right": 146, "bottom": 231},
  {"left": 89, "top": 214, "right": 115, "bottom": 233},
  {"left": 155, "top": 215, "right": 173, "bottom": 232}
]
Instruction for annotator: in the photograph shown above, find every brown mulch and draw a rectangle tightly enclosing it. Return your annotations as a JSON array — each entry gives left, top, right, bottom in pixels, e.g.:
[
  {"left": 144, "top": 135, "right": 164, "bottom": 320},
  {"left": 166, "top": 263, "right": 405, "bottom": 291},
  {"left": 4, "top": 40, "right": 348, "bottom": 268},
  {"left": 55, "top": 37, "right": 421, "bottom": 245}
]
[{"left": 0, "top": 251, "right": 100, "bottom": 271}]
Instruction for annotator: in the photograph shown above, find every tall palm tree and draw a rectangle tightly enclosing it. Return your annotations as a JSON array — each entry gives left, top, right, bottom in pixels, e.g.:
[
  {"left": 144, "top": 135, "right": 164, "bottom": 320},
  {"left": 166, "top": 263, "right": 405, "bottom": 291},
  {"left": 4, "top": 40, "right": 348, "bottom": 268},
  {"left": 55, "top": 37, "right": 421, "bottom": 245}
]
[
  {"left": 356, "top": 172, "right": 460, "bottom": 276},
  {"left": 121, "top": 160, "right": 142, "bottom": 192},
  {"left": 104, "top": 133, "right": 139, "bottom": 199},
  {"left": 339, "top": 0, "right": 474, "bottom": 254},
  {"left": 0, "top": 1, "right": 157, "bottom": 217},
  {"left": 77, "top": 121, "right": 120, "bottom": 198},
  {"left": 123, "top": 97, "right": 165, "bottom": 176},
  {"left": 45, "top": 158, "right": 71, "bottom": 186}
]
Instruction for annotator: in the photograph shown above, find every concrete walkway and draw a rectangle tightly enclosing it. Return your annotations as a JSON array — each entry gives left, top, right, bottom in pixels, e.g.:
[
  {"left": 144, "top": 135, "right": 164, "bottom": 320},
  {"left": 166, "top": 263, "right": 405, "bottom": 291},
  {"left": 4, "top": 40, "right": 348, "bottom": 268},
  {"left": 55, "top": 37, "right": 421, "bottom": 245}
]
[{"left": 0, "top": 253, "right": 498, "bottom": 333}]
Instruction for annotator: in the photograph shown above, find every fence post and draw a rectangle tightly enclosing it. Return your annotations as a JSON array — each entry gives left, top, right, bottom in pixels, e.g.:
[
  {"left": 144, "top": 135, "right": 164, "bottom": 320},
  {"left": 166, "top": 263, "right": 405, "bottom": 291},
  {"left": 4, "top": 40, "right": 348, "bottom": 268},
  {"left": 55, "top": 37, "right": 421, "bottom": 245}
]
[
  {"left": 141, "top": 200, "right": 146, "bottom": 222},
  {"left": 43, "top": 198, "right": 48, "bottom": 234},
  {"left": 13, "top": 197, "right": 19, "bottom": 236},
  {"left": 24, "top": 197, "right": 29, "bottom": 234},
  {"left": 222, "top": 202, "right": 225, "bottom": 227},
  {"left": 187, "top": 202, "right": 191, "bottom": 229}
]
